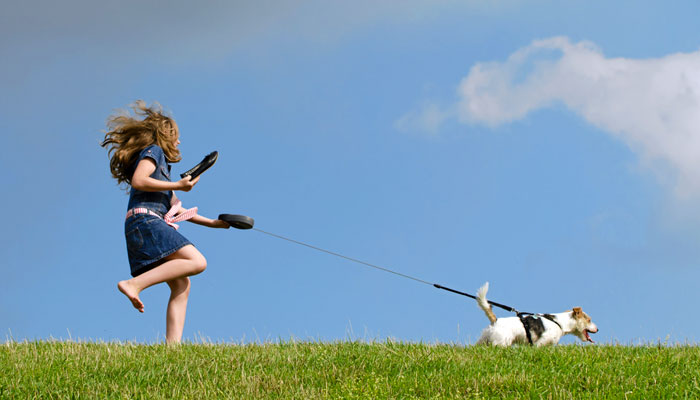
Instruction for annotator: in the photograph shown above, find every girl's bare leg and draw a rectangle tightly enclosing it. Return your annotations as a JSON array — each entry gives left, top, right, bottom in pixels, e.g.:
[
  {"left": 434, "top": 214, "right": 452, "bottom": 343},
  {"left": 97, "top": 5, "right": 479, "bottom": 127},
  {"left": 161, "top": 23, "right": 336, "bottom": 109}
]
[
  {"left": 165, "top": 277, "right": 191, "bottom": 344},
  {"left": 118, "top": 245, "right": 206, "bottom": 313}
]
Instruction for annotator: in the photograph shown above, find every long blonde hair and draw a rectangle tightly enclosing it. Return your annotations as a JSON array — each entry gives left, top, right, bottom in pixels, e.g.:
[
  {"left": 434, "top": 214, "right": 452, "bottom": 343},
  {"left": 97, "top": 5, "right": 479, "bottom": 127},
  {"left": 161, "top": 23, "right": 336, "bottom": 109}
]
[{"left": 101, "top": 100, "right": 181, "bottom": 185}]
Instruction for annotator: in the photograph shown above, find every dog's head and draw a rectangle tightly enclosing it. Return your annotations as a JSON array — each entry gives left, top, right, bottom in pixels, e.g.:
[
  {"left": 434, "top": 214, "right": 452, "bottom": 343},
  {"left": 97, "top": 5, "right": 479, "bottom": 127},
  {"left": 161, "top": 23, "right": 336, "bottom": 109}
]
[{"left": 570, "top": 307, "right": 598, "bottom": 343}]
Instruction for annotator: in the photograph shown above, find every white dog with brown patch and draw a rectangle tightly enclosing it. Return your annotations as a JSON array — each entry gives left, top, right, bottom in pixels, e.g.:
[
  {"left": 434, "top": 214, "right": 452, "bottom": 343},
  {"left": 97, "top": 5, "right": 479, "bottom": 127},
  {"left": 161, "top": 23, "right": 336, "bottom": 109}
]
[{"left": 475, "top": 282, "right": 598, "bottom": 346}]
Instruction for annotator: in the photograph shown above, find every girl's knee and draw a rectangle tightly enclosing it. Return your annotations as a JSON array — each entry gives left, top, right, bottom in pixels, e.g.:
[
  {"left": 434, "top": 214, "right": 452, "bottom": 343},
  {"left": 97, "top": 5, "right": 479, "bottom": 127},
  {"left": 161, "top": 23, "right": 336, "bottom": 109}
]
[
  {"left": 168, "top": 277, "right": 191, "bottom": 294},
  {"left": 172, "top": 245, "right": 207, "bottom": 275},
  {"left": 192, "top": 253, "right": 207, "bottom": 274}
]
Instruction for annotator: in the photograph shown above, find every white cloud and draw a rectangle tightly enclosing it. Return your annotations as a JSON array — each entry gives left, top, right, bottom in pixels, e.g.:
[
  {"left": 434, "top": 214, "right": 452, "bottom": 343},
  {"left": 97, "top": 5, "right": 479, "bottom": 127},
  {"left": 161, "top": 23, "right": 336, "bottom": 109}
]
[
  {"left": 401, "top": 36, "right": 700, "bottom": 197},
  {"left": 394, "top": 102, "right": 453, "bottom": 135}
]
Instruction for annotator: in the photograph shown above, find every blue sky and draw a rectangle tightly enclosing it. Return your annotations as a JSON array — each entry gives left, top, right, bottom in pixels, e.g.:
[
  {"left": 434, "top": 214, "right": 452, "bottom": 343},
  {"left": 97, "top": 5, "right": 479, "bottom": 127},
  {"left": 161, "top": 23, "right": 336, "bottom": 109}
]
[{"left": 3, "top": 0, "right": 700, "bottom": 344}]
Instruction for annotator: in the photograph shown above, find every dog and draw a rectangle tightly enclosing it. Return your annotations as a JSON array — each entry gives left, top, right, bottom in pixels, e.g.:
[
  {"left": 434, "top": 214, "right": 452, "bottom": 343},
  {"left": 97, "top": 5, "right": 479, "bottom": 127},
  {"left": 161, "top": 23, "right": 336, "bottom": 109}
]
[{"left": 475, "top": 282, "right": 598, "bottom": 346}]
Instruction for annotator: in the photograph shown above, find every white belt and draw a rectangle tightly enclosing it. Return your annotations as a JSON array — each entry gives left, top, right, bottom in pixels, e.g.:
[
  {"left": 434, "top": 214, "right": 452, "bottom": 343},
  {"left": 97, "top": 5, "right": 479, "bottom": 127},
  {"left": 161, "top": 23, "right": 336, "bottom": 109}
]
[{"left": 125, "top": 201, "right": 198, "bottom": 230}]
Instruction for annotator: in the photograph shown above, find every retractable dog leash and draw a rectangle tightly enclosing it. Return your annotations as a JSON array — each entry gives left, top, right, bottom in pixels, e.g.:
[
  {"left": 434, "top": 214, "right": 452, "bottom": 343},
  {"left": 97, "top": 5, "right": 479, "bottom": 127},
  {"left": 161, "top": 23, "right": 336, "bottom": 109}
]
[
  {"left": 249, "top": 227, "right": 533, "bottom": 316},
  {"left": 186, "top": 150, "right": 533, "bottom": 317}
]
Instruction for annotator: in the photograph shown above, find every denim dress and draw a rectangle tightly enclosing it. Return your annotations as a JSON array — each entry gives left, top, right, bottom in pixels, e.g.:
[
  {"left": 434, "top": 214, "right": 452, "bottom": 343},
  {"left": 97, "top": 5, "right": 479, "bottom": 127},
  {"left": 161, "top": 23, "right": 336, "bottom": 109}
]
[{"left": 124, "top": 145, "right": 193, "bottom": 277}]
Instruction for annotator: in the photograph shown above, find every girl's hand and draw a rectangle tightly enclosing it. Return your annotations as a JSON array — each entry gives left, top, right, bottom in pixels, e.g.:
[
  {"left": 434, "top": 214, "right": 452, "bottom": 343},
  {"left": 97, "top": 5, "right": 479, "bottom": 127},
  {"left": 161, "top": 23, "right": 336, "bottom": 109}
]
[
  {"left": 177, "top": 175, "right": 200, "bottom": 192},
  {"left": 212, "top": 219, "right": 230, "bottom": 229}
]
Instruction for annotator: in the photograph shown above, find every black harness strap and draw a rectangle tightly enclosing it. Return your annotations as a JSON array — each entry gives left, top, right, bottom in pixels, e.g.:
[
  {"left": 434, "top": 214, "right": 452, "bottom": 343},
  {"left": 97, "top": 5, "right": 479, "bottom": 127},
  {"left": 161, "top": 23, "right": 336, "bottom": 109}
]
[
  {"left": 518, "top": 314, "right": 535, "bottom": 345},
  {"left": 542, "top": 314, "right": 562, "bottom": 331},
  {"left": 518, "top": 313, "right": 562, "bottom": 345}
]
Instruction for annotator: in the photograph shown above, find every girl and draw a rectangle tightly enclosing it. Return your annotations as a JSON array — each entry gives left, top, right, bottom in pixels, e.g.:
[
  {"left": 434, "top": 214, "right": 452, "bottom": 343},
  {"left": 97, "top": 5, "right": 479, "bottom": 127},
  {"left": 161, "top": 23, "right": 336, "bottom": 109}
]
[{"left": 101, "top": 100, "right": 229, "bottom": 343}]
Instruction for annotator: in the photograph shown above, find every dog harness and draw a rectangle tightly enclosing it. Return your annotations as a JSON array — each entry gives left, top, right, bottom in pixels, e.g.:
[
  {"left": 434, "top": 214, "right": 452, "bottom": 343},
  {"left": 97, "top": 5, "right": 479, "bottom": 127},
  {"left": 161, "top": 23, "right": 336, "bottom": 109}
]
[
  {"left": 125, "top": 201, "right": 198, "bottom": 230},
  {"left": 518, "top": 313, "right": 562, "bottom": 345}
]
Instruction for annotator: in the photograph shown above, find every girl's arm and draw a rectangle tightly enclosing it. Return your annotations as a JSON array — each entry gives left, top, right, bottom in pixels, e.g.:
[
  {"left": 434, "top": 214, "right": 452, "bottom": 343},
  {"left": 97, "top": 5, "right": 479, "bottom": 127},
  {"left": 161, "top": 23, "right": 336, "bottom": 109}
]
[
  {"left": 131, "top": 158, "right": 199, "bottom": 192},
  {"left": 171, "top": 187, "right": 229, "bottom": 229},
  {"left": 188, "top": 214, "right": 230, "bottom": 229}
]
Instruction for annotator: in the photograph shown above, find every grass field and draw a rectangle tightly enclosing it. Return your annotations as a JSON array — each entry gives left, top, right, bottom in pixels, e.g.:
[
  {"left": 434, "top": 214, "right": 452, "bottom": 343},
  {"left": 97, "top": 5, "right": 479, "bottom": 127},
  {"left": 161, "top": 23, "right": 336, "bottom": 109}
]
[{"left": 2, "top": 340, "right": 700, "bottom": 399}]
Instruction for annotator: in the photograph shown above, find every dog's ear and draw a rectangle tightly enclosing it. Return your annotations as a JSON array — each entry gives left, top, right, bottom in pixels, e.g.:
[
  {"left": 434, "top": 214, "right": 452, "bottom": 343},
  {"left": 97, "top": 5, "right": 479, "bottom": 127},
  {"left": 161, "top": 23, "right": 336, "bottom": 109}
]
[{"left": 572, "top": 307, "right": 582, "bottom": 316}]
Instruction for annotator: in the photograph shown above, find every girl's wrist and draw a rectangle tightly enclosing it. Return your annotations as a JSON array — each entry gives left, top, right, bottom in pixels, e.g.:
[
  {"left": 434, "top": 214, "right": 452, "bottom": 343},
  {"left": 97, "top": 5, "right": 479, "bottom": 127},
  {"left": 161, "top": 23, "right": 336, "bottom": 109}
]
[{"left": 213, "top": 219, "right": 229, "bottom": 229}]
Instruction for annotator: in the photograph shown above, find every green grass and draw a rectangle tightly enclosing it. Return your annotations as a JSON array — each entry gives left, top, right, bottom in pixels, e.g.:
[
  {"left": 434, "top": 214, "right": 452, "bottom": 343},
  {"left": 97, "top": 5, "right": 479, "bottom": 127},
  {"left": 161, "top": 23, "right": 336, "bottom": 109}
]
[{"left": 2, "top": 341, "right": 700, "bottom": 399}]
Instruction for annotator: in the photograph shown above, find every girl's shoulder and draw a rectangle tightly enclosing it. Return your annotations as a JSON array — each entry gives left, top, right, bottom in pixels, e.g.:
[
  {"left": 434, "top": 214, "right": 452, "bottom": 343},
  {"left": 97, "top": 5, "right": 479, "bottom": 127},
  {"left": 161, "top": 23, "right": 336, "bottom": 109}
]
[{"left": 139, "top": 144, "right": 165, "bottom": 161}]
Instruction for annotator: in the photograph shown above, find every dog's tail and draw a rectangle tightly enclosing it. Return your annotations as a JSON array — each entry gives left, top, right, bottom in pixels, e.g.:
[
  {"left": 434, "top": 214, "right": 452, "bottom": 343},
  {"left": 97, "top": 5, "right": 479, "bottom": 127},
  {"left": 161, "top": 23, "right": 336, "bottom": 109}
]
[{"left": 477, "top": 282, "right": 497, "bottom": 324}]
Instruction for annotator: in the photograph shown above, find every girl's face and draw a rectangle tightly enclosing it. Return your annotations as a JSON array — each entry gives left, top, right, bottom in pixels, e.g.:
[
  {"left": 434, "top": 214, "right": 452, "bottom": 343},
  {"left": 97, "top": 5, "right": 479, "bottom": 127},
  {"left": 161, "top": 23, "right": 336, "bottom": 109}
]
[{"left": 170, "top": 121, "right": 181, "bottom": 148}]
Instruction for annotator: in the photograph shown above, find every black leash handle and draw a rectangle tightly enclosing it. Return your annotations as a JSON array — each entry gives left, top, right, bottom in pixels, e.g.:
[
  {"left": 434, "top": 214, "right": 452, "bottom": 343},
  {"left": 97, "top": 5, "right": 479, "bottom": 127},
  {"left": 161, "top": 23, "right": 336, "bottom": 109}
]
[{"left": 433, "top": 283, "right": 524, "bottom": 314}]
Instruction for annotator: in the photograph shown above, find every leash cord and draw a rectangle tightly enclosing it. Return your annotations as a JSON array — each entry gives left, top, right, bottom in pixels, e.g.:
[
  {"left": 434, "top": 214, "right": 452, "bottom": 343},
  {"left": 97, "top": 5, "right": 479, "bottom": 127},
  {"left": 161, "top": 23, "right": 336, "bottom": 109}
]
[
  {"left": 253, "top": 228, "right": 432, "bottom": 285},
  {"left": 252, "top": 227, "right": 527, "bottom": 314}
]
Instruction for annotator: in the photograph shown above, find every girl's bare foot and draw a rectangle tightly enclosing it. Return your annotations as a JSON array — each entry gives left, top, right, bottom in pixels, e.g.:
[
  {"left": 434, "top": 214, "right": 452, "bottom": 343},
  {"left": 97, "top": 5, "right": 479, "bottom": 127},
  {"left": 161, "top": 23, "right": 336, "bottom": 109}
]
[{"left": 118, "top": 280, "right": 144, "bottom": 312}]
